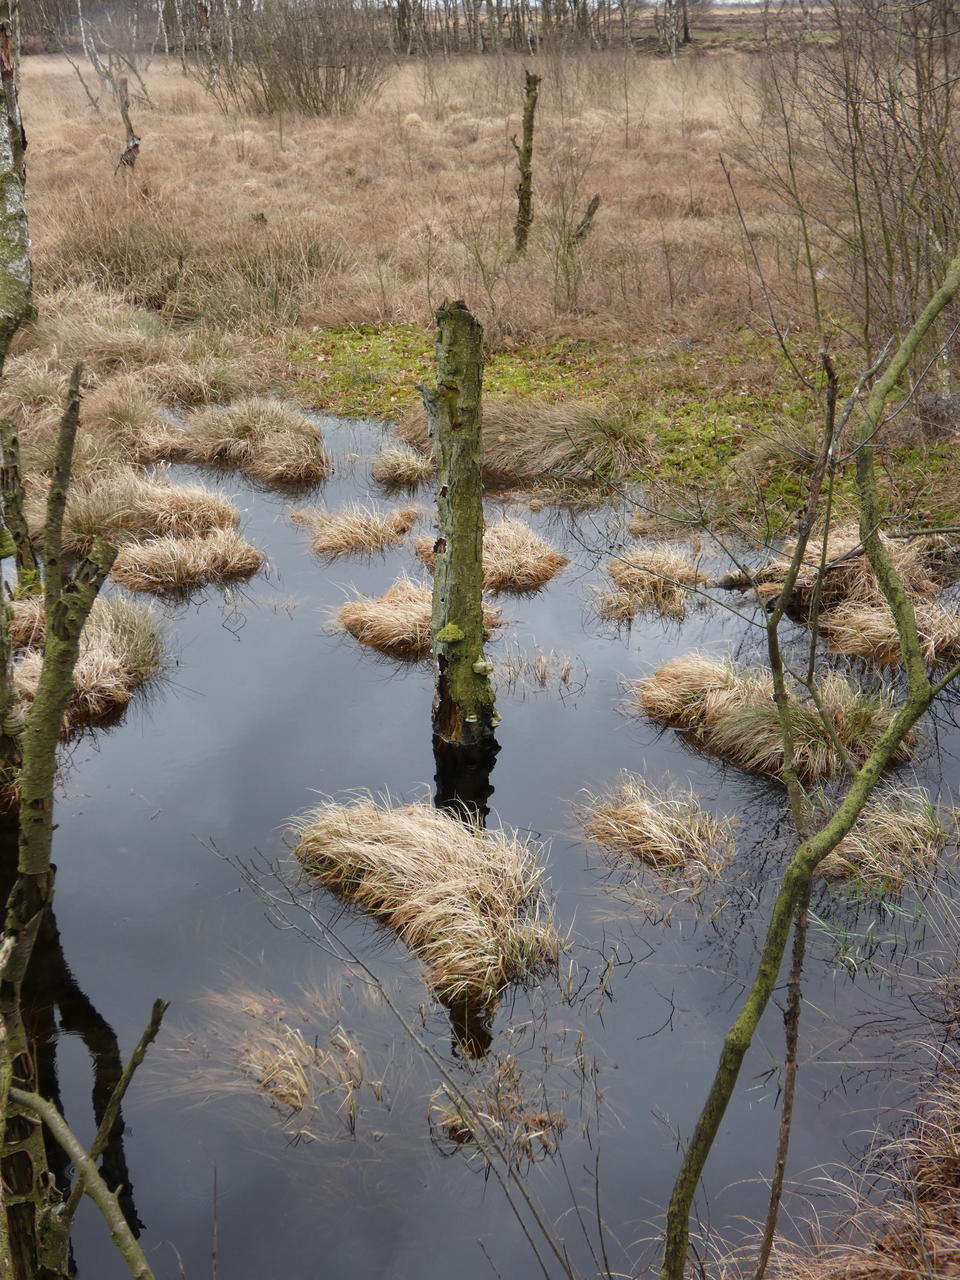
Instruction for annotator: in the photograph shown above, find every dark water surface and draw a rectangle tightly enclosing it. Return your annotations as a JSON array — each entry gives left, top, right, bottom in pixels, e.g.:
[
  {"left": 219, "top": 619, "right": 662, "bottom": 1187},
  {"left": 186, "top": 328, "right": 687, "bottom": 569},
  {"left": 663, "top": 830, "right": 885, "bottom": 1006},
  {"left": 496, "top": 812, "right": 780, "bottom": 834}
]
[{"left": 40, "top": 416, "right": 960, "bottom": 1278}]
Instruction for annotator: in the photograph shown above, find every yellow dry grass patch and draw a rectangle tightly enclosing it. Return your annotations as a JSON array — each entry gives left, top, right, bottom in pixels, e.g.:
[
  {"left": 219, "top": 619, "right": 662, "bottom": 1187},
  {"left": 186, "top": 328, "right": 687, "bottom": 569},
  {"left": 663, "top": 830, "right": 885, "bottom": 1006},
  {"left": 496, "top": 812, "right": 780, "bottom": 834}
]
[
  {"left": 628, "top": 654, "right": 914, "bottom": 781},
  {"left": 26, "top": 468, "right": 241, "bottom": 552},
  {"left": 602, "top": 542, "right": 706, "bottom": 620},
  {"left": 110, "top": 528, "right": 264, "bottom": 594},
  {"left": 819, "top": 599, "right": 960, "bottom": 666},
  {"left": 13, "top": 596, "right": 164, "bottom": 732},
  {"left": 146, "top": 397, "right": 331, "bottom": 486},
  {"left": 759, "top": 527, "right": 944, "bottom": 609},
  {"left": 292, "top": 503, "right": 420, "bottom": 558},
  {"left": 580, "top": 774, "right": 735, "bottom": 880},
  {"left": 818, "top": 787, "right": 951, "bottom": 889},
  {"left": 8, "top": 597, "right": 47, "bottom": 649},
  {"left": 292, "top": 795, "right": 559, "bottom": 1008},
  {"left": 334, "top": 575, "right": 503, "bottom": 659},
  {"left": 415, "top": 518, "right": 568, "bottom": 593},
  {"left": 370, "top": 444, "right": 434, "bottom": 490}
]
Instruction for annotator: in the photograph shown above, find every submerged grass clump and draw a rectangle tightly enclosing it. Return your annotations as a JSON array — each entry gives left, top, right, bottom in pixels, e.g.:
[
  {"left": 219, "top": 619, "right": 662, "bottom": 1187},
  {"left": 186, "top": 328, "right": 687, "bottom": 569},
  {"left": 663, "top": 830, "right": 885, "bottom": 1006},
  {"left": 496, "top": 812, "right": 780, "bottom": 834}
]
[
  {"left": 292, "top": 503, "right": 420, "bottom": 559},
  {"left": 110, "top": 528, "right": 264, "bottom": 594},
  {"left": 580, "top": 774, "right": 735, "bottom": 880},
  {"left": 818, "top": 787, "right": 951, "bottom": 888},
  {"left": 601, "top": 542, "right": 707, "bottom": 620},
  {"left": 400, "top": 397, "right": 646, "bottom": 489},
  {"left": 334, "top": 575, "right": 503, "bottom": 659},
  {"left": 292, "top": 795, "right": 559, "bottom": 1008},
  {"left": 415, "top": 518, "right": 568, "bottom": 593},
  {"left": 628, "top": 655, "right": 913, "bottom": 781},
  {"left": 13, "top": 596, "right": 164, "bottom": 731},
  {"left": 370, "top": 444, "right": 434, "bottom": 490},
  {"left": 28, "top": 468, "right": 241, "bottom": 552},
  {"left": 146, "top": 396, "right": 331, "bottom": 486}
]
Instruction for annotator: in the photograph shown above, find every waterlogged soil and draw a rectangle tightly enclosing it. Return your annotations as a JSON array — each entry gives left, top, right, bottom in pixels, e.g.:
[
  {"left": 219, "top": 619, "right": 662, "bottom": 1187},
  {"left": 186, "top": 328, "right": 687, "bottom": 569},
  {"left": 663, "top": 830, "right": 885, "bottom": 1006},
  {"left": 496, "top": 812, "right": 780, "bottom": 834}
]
[{"left": 43, "top": 416, "right": 960, "bottom": 1279}]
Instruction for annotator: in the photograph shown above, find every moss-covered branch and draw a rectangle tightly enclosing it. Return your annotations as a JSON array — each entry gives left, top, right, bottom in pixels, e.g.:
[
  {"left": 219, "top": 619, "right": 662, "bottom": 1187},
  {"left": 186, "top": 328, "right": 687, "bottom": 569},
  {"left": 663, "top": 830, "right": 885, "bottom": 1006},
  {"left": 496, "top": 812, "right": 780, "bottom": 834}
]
[{"left": 0, "top": 419, "right": 40, "bottom": 597}]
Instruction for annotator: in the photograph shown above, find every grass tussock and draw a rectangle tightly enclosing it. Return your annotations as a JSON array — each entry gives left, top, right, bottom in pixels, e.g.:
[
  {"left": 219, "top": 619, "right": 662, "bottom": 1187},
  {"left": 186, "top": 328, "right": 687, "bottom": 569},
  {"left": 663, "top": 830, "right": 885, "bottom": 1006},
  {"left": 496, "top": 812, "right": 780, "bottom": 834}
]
[
  {"left": 13, "top": 596, "right": 164, "bottom": 731},
  {"left": 819, "top": 599, "right": 960, "bottom": 666},
  {"left": 580, "top": 774, "right": 735, "bottom": 881},
  {"left": 603, "top": 542, "right": 706, "bottom": 620},
  {"left": 292, "top": 795, "right": 559, "bottom": 1008},
  {"left": 628, "top": 655, "right": 914, "bottom": 781},
  {"left": 429, "top": 1055, "right": 565, "bottom": 1169},
  {"left": 370, "top": 444, "right": 434, "bottom": 490},
  {"left": 146, "top": 397, "right": 331, "bottom": 486},
  {"left": 415, "top": 518, "right": 568, "bottom": 593},
  {"left": 291, "top": 503, "right": 420, "bottom": 558},
  {"left": 758, "top": 527, "right": 946, "bottom": 610},
  {"left": 110, "top": 529, "right": 264, "bottom": 594},
  {"left": 400, "top": 398, "right": 647, "bottom": 490},
  {"left": 27, "top": 468, "right": 241, "bottom": 552},
  {"left": 818, "top": 788, "right": 951, "bottom": 889},
  {"left": 8, "top": 598, "right": 47, "bottom": 650},
  {"left": 334, "top": 576, "right": 502, "bottom": 659},
  {"left": 765, "top": 1060, "right": 960, "bottom": 1280}
]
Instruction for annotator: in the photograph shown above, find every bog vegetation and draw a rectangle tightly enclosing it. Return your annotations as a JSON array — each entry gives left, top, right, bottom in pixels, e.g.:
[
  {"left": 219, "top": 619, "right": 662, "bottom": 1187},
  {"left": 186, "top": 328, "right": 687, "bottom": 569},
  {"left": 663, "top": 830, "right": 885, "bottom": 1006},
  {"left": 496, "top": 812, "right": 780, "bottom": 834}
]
[{"left": 8, "top": 2, "right": 960, "bottom": 1279}]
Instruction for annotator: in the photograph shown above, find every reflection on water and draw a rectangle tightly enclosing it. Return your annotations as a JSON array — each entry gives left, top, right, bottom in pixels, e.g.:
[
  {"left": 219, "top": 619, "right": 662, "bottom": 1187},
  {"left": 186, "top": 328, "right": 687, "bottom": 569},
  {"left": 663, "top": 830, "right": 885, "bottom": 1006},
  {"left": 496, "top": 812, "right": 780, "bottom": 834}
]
[{"left": 34, "top": 413, "right": 960, "bottom": 1279}]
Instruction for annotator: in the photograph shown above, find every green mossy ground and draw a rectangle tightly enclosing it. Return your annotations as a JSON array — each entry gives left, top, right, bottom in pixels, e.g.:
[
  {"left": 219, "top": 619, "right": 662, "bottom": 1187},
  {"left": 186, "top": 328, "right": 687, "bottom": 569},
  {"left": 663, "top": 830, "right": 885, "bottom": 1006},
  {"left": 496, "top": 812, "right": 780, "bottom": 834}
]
[{"left": 285, "top": 324, "right": 959, "bottom": 530}]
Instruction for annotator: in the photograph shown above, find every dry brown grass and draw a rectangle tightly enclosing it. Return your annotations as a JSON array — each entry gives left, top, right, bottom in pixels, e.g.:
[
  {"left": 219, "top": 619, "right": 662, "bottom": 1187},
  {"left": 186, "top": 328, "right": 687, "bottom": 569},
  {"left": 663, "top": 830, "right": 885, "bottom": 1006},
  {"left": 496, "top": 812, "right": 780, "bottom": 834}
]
[
  {"left": 819, "top": 600, "right": 960, "bottom": 666},
  {"left": 334, "top": 575, "right": 503, "bottom": 658},
  {"left": 602, "top": 542, "right": 706, "bottom": 619},
  {"left": 110, "top": 529, "right": 264, "bottom": 594},
  {"left": 13, "top": 596, "right": 165, "bottom": 731},
  {"left": 758, "top": 528, "right": 946, "bottom": 611},
  {"left": 401, "top": 398, "right": 648, "bottom": 488},
  {"left": 765, "top": 1061, "right": 960, "bottom": 1280},
  {"left": 415, "top": 518, "right": 568, "bottom": 593},
  {"left": 429, "top": 1055, "right": 565, "bottom": 1169},
  {"left": 292, "top": 503, "right": 420, "bottom": 558},
  {"left": 580, "top": 774, "right": 735, "bottom": 879},
  {"left": 22, "top": 54, "right": 762, "bottom": 342},
  {"left": 291, "top": 795, "right": 559, "bottom": 1007},
  {"left": 26, "top": 468, "right": 241, "bottom": 552},
  {"left": 817, "top": 787, "right": 951, "bottom": 889},
  {"left": 370, "top": 444, "right": 434, "bottom": 489},
  {"left": 8, "top": 597, "right": 47, "bottom": 649},
  {"left": 146, "top": 397, "right": 331, "bottom": 486},
  {"left": 627, "top": 655, "right": 914, "bottom": 781}
]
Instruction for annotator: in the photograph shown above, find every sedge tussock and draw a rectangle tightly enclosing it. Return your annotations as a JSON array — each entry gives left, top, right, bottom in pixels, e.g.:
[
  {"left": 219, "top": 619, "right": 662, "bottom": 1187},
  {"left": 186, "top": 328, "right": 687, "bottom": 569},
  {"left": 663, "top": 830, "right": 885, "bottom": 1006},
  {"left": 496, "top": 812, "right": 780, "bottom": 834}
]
[
  {"left": 761, "top": 527, "right": 944, "bottom": 610},
  {"left": 19, "top": 406, "right": 132, "bottom": 477},
  {"left": 429, "top": 1055, "right": 565, "bottom": 1169},
  {"left": 818, "top": 787, "right": 950, "bottom": 888},
  {"left": 8, "top": 597, "right": 47, "bottom": 650},
  {"left": 291, "top": 503, "right": 420, "bottom": 558},
  {"left": 0, "top": 354, "right": 66, "bottom": 422},
  {"left": 415, "top": 519, "right": 568, "bottom": 593},
  {"left": 400, "top": 398, "right": 647, "bottom": 488},
  {"left": 629, "top": 656, "right": 912, "bottom": 781},
  {"left": 110, "top": 529, "right": 264, "bottom": 594},
  {"left": 26, "top": 287, "right": 175, "bottom": 371},
  {"left": 291, "top": 796, "right": 559, "bottom": 1008},
  {"left": 335, "top": 575, "right": 502, "bottom": 659},
  {"left": 604, "top": 542, "right": 706, "bottom": 619},
  {"left": 26, "top": 468, "right": 241, "bottom": 552},
  {"left": 81, "top": 373, "right": 167, "bottom": 443},
  {"left": 162, "top": 397, "right": 331, "bottom": 486},
  {"left": 370, "top": 444, "right": 434, "bottom": 489},
  {"left": 580, "top": 774, "right": 735, "bottom": 880},
  {"left": 13, "top": 596, "right": 164, "bottom": 731},
  {"left": 819, "top": 599, "right": 960, "bottom": 666}
]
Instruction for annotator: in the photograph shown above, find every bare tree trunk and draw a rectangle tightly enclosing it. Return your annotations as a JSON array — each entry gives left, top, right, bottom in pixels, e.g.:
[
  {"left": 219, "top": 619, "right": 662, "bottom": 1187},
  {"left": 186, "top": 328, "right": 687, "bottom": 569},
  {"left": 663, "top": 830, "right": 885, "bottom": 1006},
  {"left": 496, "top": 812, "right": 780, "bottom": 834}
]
[
  {"left": 420, "top": 302, "right": 498, "bottom": 753},
  {"left": 512, "top": 68, "right": 541, "bottom": 254}
]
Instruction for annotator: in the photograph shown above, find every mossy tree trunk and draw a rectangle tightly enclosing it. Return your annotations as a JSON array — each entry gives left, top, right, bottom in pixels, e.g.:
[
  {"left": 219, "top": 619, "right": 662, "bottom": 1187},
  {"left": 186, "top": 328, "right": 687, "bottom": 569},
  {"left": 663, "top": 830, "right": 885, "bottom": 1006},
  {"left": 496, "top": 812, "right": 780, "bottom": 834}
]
[
  {"left": 420, "top": 302, "right": 498, "bottom": 755},
  {"left": 512, "top": 68, "right": 541, "bottom": 255},
  {"left": 0, "top": 420, "right": 40, "bottom": 597},
  {"left": 660, "top": 241, "right": 960, "bottom": 1280}
]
